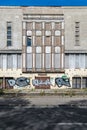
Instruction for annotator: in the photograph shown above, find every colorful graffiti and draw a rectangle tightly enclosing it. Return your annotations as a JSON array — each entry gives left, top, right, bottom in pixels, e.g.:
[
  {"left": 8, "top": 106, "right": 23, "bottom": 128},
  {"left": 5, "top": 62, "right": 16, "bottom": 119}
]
[
  {"left": 55, "top": 76, "right": 71, "bottom": 87},
  {"left": 32, "top": 75, "right": 71, "bottom": 88},
  {"left": 7, "top": 77, "right": 30, "bottom": 87},
  {"left": 7, "top": 75, "right": 70, "bottom": 88}
]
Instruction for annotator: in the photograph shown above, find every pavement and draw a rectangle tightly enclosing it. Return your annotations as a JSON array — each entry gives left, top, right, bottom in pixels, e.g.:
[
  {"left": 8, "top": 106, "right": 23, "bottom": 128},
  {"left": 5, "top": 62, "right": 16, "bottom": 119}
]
[
  {"left": 0, "top": 89, "right": 87, "bottom": 130},
  {"left": 0, "top": 96, "right": 87, "bottom": 130}
]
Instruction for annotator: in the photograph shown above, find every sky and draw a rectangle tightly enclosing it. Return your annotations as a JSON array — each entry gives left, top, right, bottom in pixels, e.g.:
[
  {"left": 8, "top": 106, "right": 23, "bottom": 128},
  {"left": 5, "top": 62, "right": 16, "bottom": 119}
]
[{"left": 0, "top": 0, "right": 87, "bottom": 6}]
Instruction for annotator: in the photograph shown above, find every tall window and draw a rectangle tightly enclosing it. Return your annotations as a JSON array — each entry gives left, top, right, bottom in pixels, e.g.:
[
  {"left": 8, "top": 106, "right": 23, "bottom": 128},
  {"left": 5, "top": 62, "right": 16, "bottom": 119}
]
[
  {"left": 7, "top": 54, "right": 12, "bottom": 69},
  {"left": 45, "top": 46, "right": 51, "bottom": 70},
  {"left": 7, "top": 22, "right": 12, "bottom": 46},
  {"left": 36, "top": 46, "right": 42, "bottom": 70},
  {"left": 75, "top": 22, "right": 80, "bottom": 46},
  {"left": 27, "top": 37, "right": 32, "bottom": 46},
  {"left": 54, "top": 47, "right": 60, "bottom": 69}
]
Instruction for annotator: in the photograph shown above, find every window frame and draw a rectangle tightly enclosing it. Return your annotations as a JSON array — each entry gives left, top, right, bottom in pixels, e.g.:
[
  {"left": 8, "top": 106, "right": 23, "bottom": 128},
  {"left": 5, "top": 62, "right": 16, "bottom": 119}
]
[{"left": 7, "top": 22, "right": 12, "bottom": 47}]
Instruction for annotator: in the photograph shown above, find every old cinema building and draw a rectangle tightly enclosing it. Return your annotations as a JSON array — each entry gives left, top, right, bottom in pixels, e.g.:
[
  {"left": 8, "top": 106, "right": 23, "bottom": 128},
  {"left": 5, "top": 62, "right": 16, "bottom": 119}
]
[{"left": 0, "top": 6, "right": 87, "bottom": 89}]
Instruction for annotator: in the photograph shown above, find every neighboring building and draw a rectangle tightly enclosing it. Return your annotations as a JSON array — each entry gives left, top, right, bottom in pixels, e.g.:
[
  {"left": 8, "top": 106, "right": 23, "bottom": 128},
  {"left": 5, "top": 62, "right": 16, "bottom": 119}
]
[{"left": 0, "top": 6, "right": 87, "bottom": 89}]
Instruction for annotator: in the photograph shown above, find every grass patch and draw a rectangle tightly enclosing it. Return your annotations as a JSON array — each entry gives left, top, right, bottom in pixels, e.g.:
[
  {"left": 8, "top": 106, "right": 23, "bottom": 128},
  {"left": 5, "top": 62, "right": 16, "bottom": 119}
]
[
  {"left": 40, "top": 90, "right": 45, "bottom": 96},
  {"left": 62, "top": 90, "right": 76, "bottom": 97},
  {"left": 0, "top": 89, "right": 4, "bottom": 95},
  {"left": 54, "top": 89, "right": 58, "bottom": 94}
]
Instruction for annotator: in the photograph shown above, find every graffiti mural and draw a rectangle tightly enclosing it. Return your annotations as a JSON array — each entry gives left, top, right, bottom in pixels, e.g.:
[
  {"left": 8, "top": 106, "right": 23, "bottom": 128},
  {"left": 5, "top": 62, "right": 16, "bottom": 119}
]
[
  {"left": 50, "top": 78, "right": 55, "bottom": 86},
  {"left": 32, "top": 79, "right": 51, "bottom": 86},
  {"left": 32, "top": 77, "right": 51, "bottom": 88},
  {"left": 32, "top": 75, "right": 70, "bottom": 88},
  {"left": 55, "top": 76, "right": 71, "bottom": 87},
  {"left": 7, "top": 75, "right": 70, "bottom": 88},
  {"left": 7, "top": 77, "right": 30, "bottom": 87}
]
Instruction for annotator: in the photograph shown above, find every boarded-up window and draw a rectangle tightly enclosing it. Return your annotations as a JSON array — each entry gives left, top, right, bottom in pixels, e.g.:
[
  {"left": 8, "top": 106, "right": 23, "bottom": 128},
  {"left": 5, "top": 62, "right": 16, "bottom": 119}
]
[
  {"left": 26, "top": 22, "right": 32, "bottom": 30},
  {"left": 35, "top": 77, "right": 50, "bottom": 89},
  {"left": 45, "top": 23, "right": 51, "bottom": 30},
  {"left": 54, "top": 36, "right": 61, "bottom": 46},
  {"left": 36, "top": 36, "right": 42, "bottom": 45},
  {"left": 55, "top": 22, "right": 61, "bottom": 30},
  {"left": 27, "top": 53, "right": 32, "bottom": 70},
  {"left": 35, "top": 23, "right": 42, "bottom": 30},
  {"left": 45, "top": 36, "right": 51, "bottom": 45}
]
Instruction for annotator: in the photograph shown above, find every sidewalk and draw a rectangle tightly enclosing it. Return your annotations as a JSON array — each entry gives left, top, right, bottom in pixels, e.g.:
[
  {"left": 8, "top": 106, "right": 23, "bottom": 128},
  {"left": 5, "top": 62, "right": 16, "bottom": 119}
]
[{"left": 1, "top": 88, "right": 87, "bottom": 97}]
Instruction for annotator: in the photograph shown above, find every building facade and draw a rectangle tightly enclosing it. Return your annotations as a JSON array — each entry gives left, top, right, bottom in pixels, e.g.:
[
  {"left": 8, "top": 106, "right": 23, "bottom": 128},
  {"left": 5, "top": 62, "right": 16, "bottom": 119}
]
[{"left": 0, "top": 6, "right": 87, "bottom": 89}]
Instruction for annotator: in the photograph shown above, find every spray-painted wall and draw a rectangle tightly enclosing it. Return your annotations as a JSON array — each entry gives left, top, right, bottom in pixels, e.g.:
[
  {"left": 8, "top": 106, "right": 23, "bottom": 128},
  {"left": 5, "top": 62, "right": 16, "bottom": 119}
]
[{"left": 4, "top": 75, "right": 71, "bottom": 89}]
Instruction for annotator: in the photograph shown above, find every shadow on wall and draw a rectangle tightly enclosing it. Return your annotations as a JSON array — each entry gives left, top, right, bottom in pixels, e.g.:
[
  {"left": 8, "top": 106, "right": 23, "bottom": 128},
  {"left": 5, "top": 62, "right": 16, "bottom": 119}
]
[{"left": 0, "top": 97, "right": 87, "bottom": 130}]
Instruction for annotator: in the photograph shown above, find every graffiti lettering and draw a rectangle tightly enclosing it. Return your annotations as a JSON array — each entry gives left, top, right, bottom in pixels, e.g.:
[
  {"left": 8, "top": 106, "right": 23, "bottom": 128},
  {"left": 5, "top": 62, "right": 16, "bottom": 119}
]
[
  {"left": 55, "top": 77, "right": 71, "bottom": 87},
  {"left": 7, "top": 76, "right": 70, "bottom": 88},
  {"left": 32, "top": 79, "right": 51, "bottom": 86},
  {"left": 8, "top": 77, "right": 30, "bottom": 87},
  {"left": 7, "top": 79, "right": 15, "bottom": 86}
]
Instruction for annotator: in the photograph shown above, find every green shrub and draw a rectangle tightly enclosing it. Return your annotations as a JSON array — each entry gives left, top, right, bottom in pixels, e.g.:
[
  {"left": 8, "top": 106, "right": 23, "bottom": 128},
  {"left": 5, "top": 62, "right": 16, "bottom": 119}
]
[
  {"left": 40, "top": 90, "right": 45, "bottom": 96},
  {"left": 0, "top": 89, "right": 4, "bottom": 95}
]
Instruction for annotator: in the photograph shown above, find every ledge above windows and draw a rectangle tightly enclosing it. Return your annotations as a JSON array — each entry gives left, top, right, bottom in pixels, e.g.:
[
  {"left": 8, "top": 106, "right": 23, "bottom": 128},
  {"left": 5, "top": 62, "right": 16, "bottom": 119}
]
[{"left": 0, "top": 50, "right": 22, "bottom": 54}]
